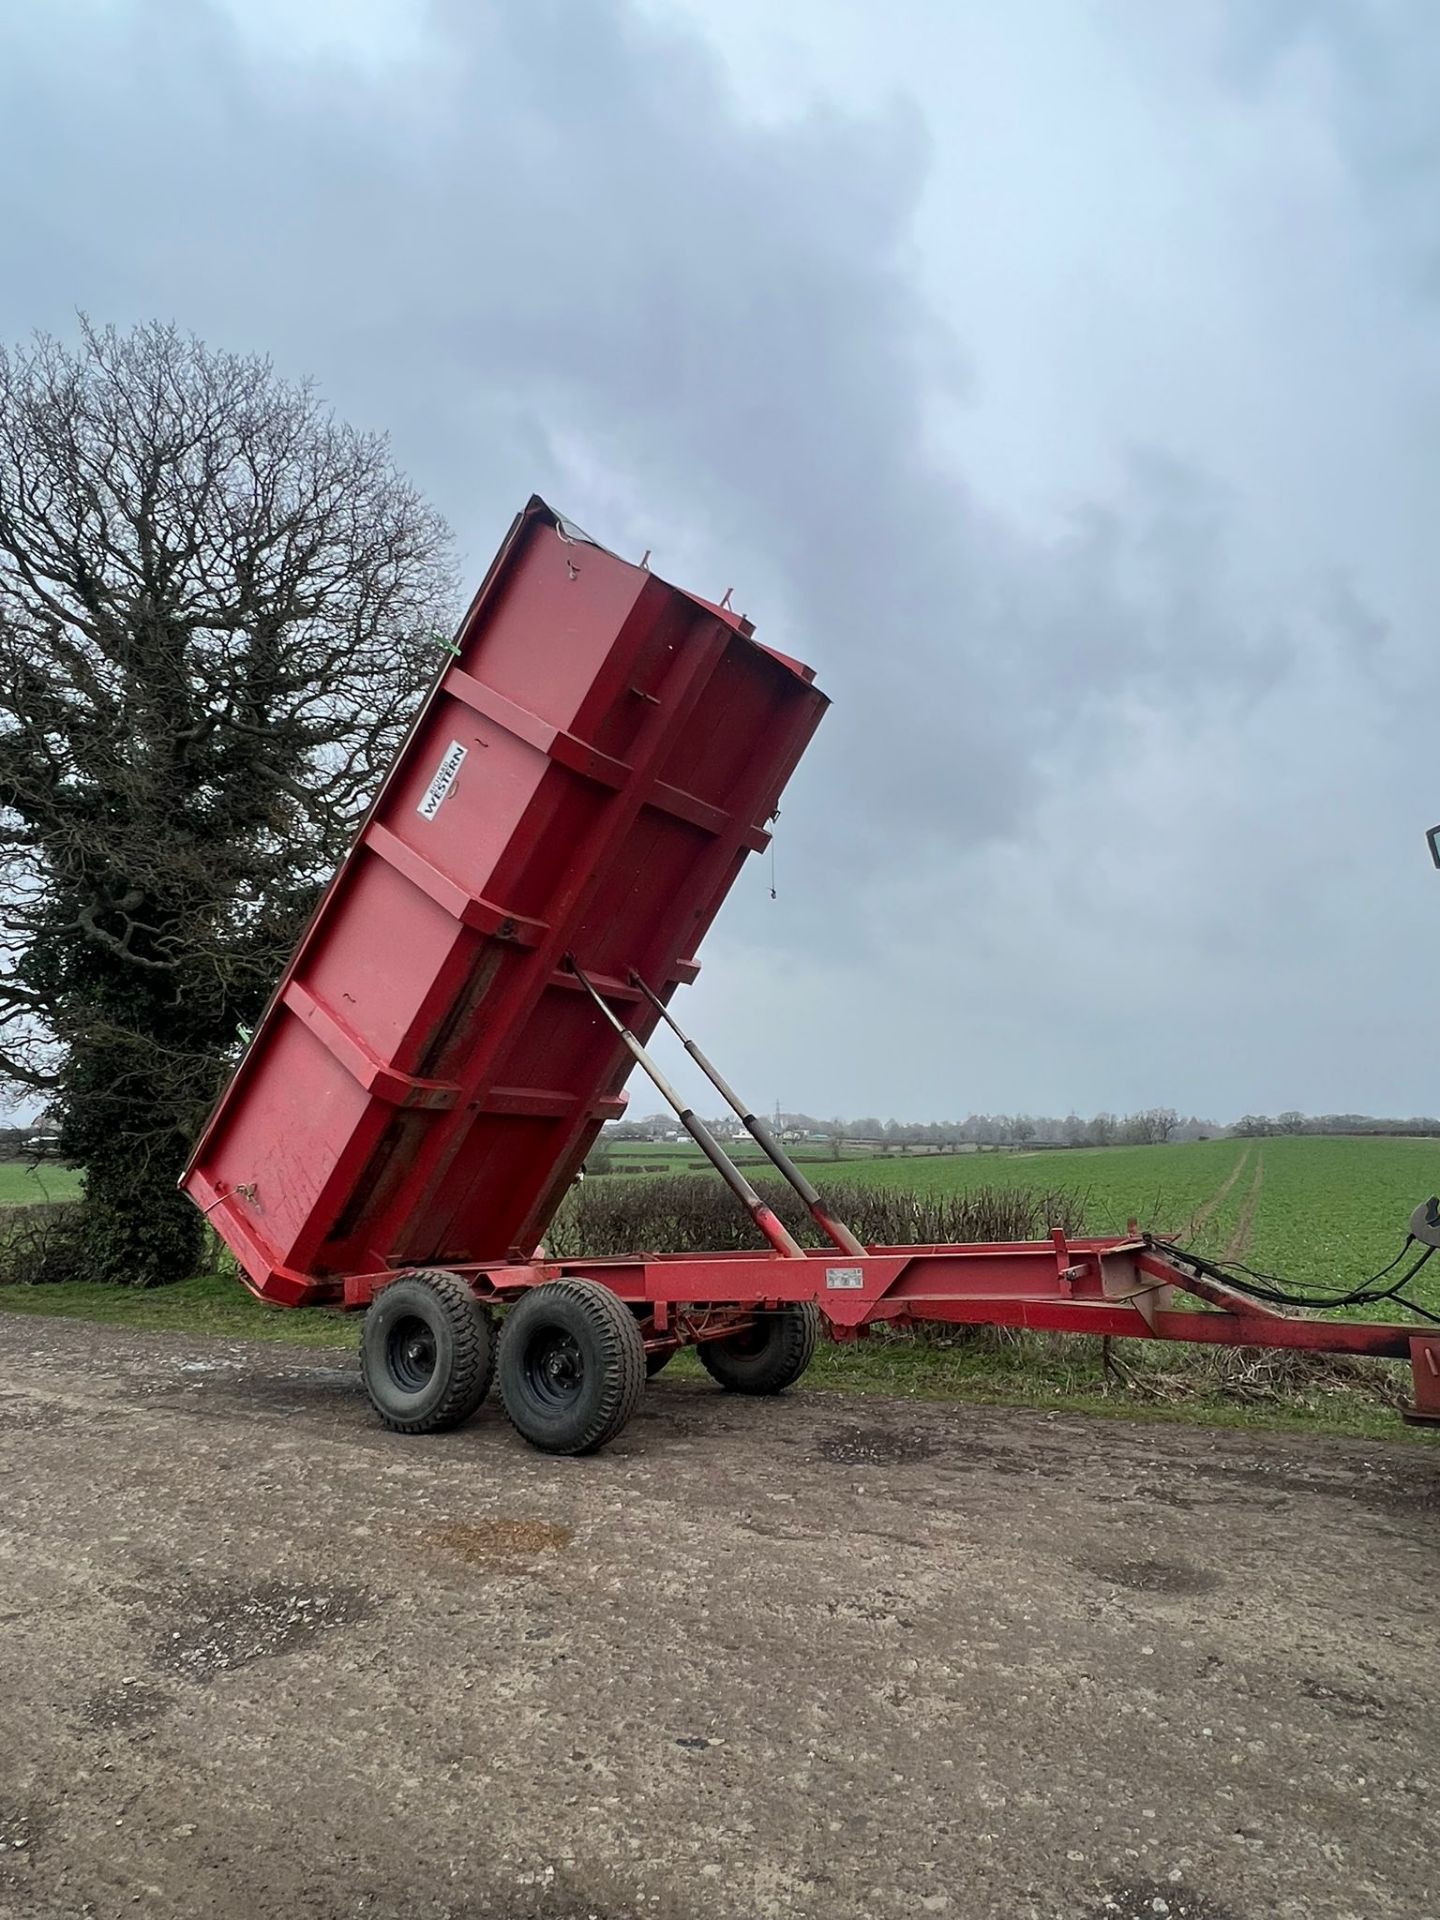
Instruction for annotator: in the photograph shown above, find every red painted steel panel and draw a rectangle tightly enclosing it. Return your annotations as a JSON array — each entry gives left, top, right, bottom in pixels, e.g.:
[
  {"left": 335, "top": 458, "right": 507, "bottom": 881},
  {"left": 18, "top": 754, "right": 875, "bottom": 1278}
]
[{"left": 182, "top": 499, "right": 827, "bottom": 1303}]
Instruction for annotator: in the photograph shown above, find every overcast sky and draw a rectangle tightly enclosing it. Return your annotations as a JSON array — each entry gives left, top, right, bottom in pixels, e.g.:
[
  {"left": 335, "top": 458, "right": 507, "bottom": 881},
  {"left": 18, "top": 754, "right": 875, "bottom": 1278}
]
[{"left": 4, "top": 0, "right": 1439, "bottom": 1123}]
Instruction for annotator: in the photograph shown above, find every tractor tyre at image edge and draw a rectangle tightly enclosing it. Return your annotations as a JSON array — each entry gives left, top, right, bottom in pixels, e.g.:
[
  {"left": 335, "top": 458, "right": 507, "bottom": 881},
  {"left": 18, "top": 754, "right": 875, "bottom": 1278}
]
[
  {"left": 697, "top": 1302, "right": 820, "bottom": 1394},
  {"left": 498, "top": 1279, "right": 647, "bottom": 1455},
  {"left": 360, "top": 1270, "right": 497, "bottom": 1434}
]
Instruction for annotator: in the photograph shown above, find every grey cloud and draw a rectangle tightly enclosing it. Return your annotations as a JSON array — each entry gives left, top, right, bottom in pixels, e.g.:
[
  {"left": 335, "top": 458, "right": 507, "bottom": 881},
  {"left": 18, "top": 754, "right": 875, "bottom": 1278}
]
[
  {"left": 1213, "top": 2, "right": 1440, "bottom": 283},
  {"left": 0, "top": 0, "right": 1290, "bottom": 866},
  {"left": 1, "top": 0, "right": 1434, "bottom": 1114}
]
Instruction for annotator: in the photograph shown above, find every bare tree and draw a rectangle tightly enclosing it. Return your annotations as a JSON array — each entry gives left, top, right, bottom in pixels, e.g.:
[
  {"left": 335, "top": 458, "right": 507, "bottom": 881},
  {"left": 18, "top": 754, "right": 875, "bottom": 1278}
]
[
  {"left": 0, "top": 320, "right": 454, "bottom": 1283},
  {"left": 1121, "top": 1107, "right": 1179, "bottom": 1146}
]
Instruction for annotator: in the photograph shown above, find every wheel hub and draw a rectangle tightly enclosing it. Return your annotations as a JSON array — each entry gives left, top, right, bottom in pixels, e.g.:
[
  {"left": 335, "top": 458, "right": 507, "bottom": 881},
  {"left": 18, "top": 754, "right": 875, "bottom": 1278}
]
[
  {"left": 386, "top": 1313, "right": 439, "bottom": 1392},
  {"left": 525, "top": 1330, "right": 585, "bottom": 1405}
]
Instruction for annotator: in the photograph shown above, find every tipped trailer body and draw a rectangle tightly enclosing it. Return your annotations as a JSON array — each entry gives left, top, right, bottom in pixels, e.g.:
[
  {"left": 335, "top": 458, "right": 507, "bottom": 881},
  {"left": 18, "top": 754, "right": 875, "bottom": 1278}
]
[
  {"left": 184, "top": 498, "right": 827, "bottom": 1310},
  {"left": 184, "top": 499, "right": 1440, "bottom": 1453}
]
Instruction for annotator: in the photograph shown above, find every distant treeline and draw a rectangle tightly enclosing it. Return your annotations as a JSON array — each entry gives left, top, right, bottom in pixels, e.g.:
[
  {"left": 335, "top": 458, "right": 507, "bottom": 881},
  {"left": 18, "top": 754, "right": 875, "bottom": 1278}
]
[
  {"left": 0, "top": 1125, "right": 62, "bottom": 1160},
  {"left": 610, "top": 1109, "right": 1205, "bottom": 1149},
  {"left": 10, "top": 1113, "right": 1436, "bottom": 1177},
  {"left": 607, "top": 1108, "right": 1440, "bottom": 1151},
  {"left": 1231, "top": 1113, "right": 1440, "bottom": 1138}
]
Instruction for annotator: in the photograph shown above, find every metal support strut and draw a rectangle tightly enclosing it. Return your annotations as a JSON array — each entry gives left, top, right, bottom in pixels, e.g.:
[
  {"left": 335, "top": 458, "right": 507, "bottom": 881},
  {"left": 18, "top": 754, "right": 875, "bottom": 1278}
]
[
  {"left": 569, "top": 961, "right": 807, "bottom": 1259},
  {"left": 629, "top": 973, "right": 867, "bottom": 1258}
]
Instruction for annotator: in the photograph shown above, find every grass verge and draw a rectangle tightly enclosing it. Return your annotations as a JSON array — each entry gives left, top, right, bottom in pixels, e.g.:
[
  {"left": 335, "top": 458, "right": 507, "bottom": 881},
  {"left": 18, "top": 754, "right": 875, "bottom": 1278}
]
[
  {"left": 0, "top": 1272, "right": 357, "bottom": 1348},
  {"left": 0, "top": 1274, "right": 1433, "bottom": 1443}
]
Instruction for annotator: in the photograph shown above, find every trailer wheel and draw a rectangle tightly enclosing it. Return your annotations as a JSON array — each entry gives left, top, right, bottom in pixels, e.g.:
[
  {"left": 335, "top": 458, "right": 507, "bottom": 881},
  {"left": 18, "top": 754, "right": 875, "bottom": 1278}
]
[
  {"left": 498, "top": 1280, "right": 646, "bottom": 1455},
  {"left": 698, "top": 1303, "right": 819, "bottom": 1395},
  {"left": 360, "top": 1271, "right": 496, "bottom": 1435}
]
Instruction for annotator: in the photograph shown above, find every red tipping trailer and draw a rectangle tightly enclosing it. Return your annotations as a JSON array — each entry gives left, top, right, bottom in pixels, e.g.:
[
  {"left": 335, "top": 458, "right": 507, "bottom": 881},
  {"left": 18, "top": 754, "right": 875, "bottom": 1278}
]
[
  {"left": 186, "top": 499, "right": 1440, "bottom": 1455},
  {"left": 184, "top": 498, "right": 826, "bottom": 1309}
]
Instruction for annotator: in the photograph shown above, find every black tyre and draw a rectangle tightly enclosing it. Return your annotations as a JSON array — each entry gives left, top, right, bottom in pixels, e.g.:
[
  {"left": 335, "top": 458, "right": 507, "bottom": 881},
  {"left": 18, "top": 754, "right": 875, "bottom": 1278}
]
[
  {"left": 360, "top": 1271, "right": 496, "bottom": 1435},
  {"left": 697, "top": 1303, "right": 819, "bottom": 1394},
  {"left": 498, "top": 1279, "right": 646, "bottom": 1455}
]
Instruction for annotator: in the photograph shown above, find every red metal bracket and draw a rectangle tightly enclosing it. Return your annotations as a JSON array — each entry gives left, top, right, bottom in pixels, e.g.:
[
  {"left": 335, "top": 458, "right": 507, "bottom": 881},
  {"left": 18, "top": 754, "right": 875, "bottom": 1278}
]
[
  {"left": 1405, "top": 1335, "right": 1440, "bottom": 1426},
  {"left": 445, "top": 667, "right": 631, "bottom": 790},
  {"left": 282, "top": 983, "right": 461, "bottom": 1109},
  {"left": 364, "top": 823, "right": 547, "bottom": 945}
]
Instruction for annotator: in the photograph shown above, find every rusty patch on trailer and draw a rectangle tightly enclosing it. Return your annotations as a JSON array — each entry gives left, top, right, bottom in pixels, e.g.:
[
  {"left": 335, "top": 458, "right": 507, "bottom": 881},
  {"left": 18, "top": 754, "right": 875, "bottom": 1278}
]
[
  {"left": 423, "top": 1518, "right": 573, "bottom": 1565},
  {"left": 1084, "top": 1556, "right": 1220, "bottom": 1597}
]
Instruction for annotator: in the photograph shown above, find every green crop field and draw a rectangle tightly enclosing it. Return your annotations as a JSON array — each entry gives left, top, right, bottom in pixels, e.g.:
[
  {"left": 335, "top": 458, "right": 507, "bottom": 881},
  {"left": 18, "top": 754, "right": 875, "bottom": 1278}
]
[
  {"left": 829, "top": 1136, "right": 1440, "bottom": 1315},
  {"left": 0, "top": 1162, "right": 81, "bottom": 1207},
  {"left": 605, "top": 1140, "right": 837, "bottom": 1172}
]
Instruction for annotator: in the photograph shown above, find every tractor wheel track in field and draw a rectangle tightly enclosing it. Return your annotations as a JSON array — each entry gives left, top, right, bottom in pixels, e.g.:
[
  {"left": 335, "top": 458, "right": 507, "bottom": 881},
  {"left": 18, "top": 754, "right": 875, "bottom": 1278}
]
[
  {"left": 1181, "top": 1145, "right": 1252, "bottom": 1245},
  {"left": 1223, "top": 1153, "right": 1266, "bottom": 1262}
]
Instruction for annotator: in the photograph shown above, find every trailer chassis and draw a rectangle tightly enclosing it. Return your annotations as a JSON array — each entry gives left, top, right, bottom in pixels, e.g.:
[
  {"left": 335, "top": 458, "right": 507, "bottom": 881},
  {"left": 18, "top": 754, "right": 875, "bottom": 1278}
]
[
  {"left": 336, "top": 1231, "right": 1440, "bottom": 1453},
  {"left": 327, "top": 972, "right": 1440, "bottom": 1452}
]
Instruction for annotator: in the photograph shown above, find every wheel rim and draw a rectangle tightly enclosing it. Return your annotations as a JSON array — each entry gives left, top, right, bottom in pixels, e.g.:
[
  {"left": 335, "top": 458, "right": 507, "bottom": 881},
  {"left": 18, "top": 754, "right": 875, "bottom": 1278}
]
[
  {"left": 386, "top": 1313, "right": 438, "bottom": 1392},
  {"left": 522, "top": 1327, "right": 586, "bottom": 1409}
]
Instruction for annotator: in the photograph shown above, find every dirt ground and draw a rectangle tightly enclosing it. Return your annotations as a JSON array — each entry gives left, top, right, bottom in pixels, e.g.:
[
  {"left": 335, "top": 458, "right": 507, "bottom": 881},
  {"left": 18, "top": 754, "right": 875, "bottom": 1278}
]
[{"left": 1, "top": 1317, "right": 1436, "bottom": 1920}]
